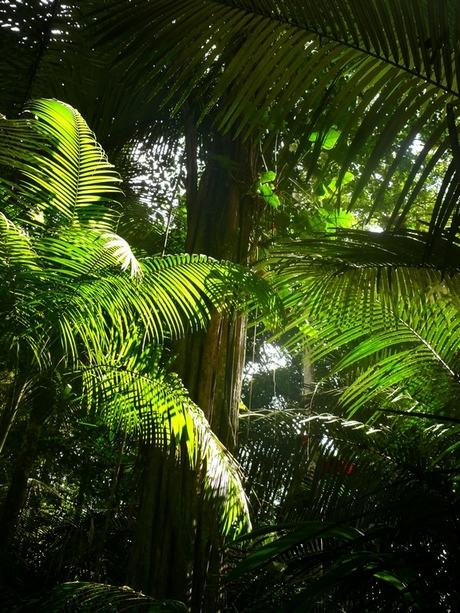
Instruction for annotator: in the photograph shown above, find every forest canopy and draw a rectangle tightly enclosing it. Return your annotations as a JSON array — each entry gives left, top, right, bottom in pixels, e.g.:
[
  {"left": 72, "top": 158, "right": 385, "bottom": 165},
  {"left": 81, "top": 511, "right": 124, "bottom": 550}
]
[{"left": 1, "top": 1, "right": 460, "bottom": 612}]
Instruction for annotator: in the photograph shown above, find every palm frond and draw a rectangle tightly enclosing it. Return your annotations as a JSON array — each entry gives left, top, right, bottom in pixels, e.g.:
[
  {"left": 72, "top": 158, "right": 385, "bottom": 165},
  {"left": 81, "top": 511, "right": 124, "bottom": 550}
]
[
  {"left": 23, "top": 98, "right": 122, "bottom": 226},
  {"left": 91, "top": 0, "right": 460, "bottom": 246},
  {"left": 41, "top": 581, "right": 188, "bottom": 612},
  {"left": 82, "top": 335, "right": 251, "bottom": 535},
  {"left": 331, "top": 299, "right": 460, "bottom": 417},
  {"left": 230, "top": 413, "right": 460, "bottom": 612},
  {"left": 263, "top": 230, "right": 460, "bottom": 421},
  {"left": 269, "top": 229, "right": 460, "bottom": 271},
  {"left": 267, "top": 230, "right": 460, "bottom": 349},
  {"left": 0, "top": 99, "right": 122, "bottom": 228}
]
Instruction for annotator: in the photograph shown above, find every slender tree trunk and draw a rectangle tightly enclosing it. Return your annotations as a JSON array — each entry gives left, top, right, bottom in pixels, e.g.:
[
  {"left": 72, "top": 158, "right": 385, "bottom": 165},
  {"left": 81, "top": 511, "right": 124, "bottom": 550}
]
[
  {"left": 0, "top": 411, "right": 42, "bottom": 563},
  {"left": 94, "top": 432, "right": 127, "bottom": 581},
  {"left": 0, "top": 374, "right": 28, "bottom": 455},
  {"left": 127, "top": 439, "right": 197, "bottom": 604},
  {"left": 127, "top": 125, "right": 262, "bottom": 612},
  {"left": 0, "top": 377, "right": 57, "bottom": 567}
]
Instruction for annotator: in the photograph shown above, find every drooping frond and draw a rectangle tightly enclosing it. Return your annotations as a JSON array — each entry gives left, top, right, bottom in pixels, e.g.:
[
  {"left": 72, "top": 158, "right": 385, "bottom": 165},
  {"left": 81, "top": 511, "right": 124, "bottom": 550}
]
[
  {"left": 92, "top": 0, "right": 460, "bottom": 248},
  {"left": 0, "top": 99, "right": 122, "bottom": 228},
  {"left": 268, "top": 230, "right": 460, "bottom": 340},
  {"left": 82, "top": 334, "right": 251, "bottom": 535},
  {"left": 41, "top": 581, "right": 188, "bottom": 612},
  {"left": 96, "top": 0, "right": 460, "bottom": 118},
  {"left": 266, "top": 230, "right": 460, "bottom": 421},
  {"left": 330, "top": 298, "right": 460, "bottom": 418}
]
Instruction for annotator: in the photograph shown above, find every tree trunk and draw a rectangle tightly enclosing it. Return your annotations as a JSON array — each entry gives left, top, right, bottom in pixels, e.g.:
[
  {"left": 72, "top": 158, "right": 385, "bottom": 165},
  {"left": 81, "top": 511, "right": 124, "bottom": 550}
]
[
  {"left": 0, "top": 411, "right": 42, "bottom": 563},
  {"left": 94, "top": 432, "right": 127, "bottom": 581},
  {"left": 127, "top": 126, "right": 261, "bottom": 612},
  {"left": 0, "top": 378, "right": 58, "bottom": 567},
  {"left": 0, "top": 374, "right": 28, "bottom": 455}
]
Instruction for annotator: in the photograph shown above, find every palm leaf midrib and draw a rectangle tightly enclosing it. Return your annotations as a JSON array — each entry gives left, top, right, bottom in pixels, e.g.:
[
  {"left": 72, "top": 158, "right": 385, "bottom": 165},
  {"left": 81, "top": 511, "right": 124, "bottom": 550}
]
[{"left": 206, "top": 0, "right": 460, "bottom": 98}]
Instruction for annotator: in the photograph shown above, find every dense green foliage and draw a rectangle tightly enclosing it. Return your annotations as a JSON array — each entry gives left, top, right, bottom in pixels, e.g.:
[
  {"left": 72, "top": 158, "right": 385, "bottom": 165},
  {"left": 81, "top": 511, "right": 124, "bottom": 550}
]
[
  {"left": 0, "top": 99, "right": 261, "bottom": 605},
  {"left": 2, "top": 1, "right": 460, "bottom": 612}
]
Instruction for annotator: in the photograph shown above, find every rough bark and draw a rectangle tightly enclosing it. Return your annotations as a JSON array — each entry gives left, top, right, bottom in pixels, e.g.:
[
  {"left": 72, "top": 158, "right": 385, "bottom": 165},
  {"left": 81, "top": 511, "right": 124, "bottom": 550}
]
[{"left": 127, "top": 125, "right": 262, "bottom": 612}]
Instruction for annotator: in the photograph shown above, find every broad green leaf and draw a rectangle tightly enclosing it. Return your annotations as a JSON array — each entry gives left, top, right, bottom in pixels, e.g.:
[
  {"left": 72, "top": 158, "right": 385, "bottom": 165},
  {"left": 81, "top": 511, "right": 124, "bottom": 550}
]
[
  {"left": 308, "top": 128, "right": 341, "bottom": 150},
  {"left": 259, "top": 170, "right": 277, "bottom": 183}
]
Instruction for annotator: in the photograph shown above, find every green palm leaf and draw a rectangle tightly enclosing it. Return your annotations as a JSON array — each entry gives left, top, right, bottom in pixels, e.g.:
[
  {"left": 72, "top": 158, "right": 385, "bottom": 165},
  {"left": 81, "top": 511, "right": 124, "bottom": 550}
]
[
  {"left": 23, "top": 99, "right": 122, "bottom": 226},
  {"left": 91, "top": 0, "right": 460, "bottom": 244},
  {"left": 82, "top": 334, "right": 251, "bottom": 535},
  {"left": 231, "top": 413, "right": 460, "bottom": 611},
  {"left": 0, "top": 99, "right": 122, "bottom": 228},
  {"left": 266, "top": 230, "right": 460, "bottom": 420}
]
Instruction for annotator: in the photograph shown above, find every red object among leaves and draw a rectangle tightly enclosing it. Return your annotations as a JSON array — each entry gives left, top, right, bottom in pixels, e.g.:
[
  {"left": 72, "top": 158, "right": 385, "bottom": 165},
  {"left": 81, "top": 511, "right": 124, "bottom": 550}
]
[
  {"left": 323, "top": 457, "right": 355, "bottom": 476},
  {"left": 297, "top": 436, "right": 355, "bottom": 476}
]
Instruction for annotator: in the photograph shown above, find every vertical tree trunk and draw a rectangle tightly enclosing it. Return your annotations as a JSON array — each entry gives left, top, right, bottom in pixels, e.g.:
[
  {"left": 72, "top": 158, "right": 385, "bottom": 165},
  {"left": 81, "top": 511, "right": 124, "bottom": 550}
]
[
  {"left": 177, "top": 127, "right": 261, "bottom": 447},
  {"left": 0, "top": 411, "right": 42, "bottom": 563},
  {"left": 94, "top": 432, "right": 127, "bottom": 581},
  {"left": 0, "top": 379, "right": 57, "bottom": 567},
  {"left": 0, "top": 374, "right": 28, "bottom": 455},
  {"left": 127, "top": 126, "right": 262, "bottom": 612}
]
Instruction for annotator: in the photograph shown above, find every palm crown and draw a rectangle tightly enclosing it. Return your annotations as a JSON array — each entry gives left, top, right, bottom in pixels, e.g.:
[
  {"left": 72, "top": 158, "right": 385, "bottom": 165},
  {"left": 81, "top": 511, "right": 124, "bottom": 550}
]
[
  {"left": 4, "top": 0, "right": 460, "bottom": 251},
  {"left": 0, "top": 98, "right": 264, "bottom": 550}
]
